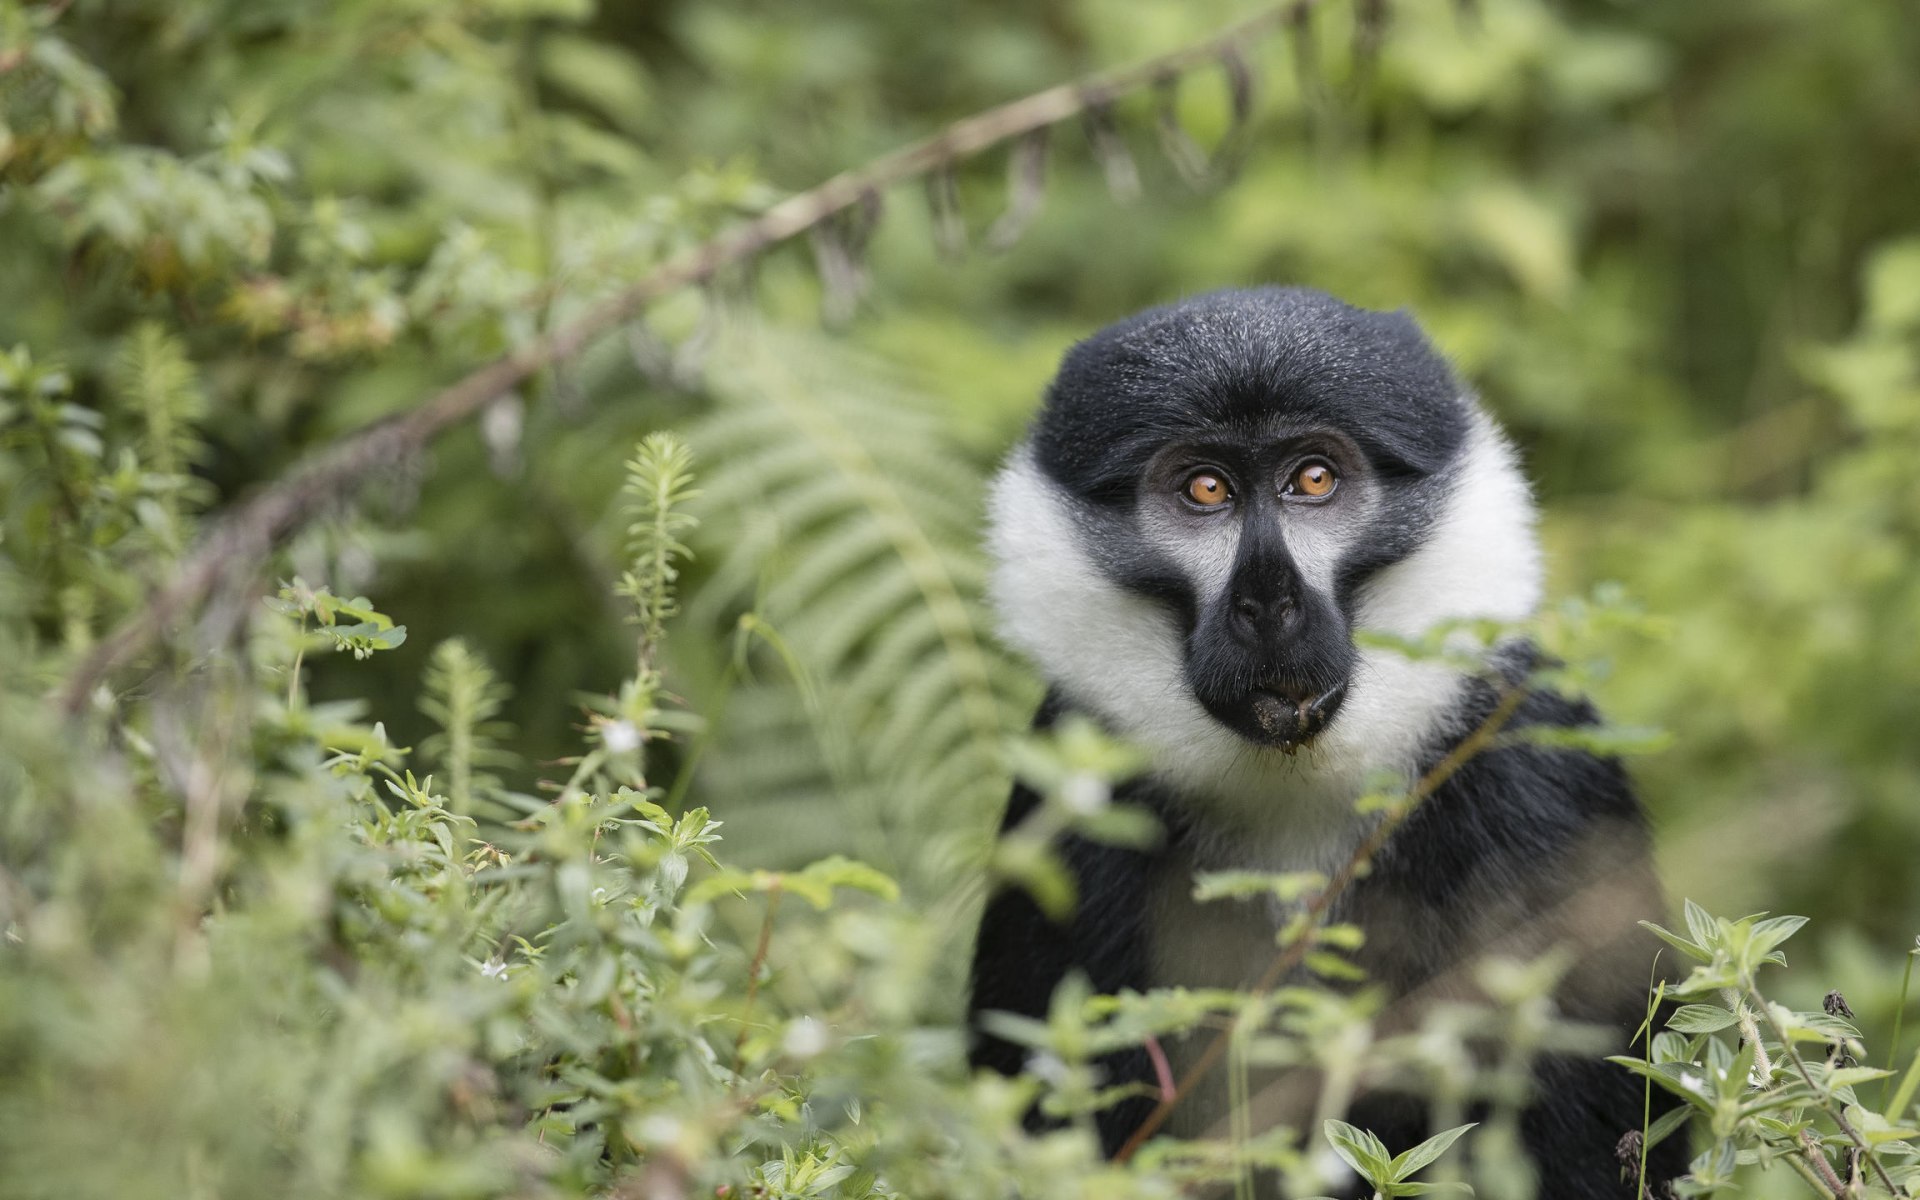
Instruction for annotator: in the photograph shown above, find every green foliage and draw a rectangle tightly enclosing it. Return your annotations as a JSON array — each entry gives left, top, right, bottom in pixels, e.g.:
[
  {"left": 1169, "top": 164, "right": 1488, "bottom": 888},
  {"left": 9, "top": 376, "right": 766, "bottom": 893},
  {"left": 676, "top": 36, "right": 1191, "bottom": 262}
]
[
  {"left": 1322, "top": 1119, "right": 1477, "bottom": 1199},
  {"left": 617, "top": 432, "right": 699, "bottom": 668},
  {"left": 1613, "top": 905, "right": 1920, "bottom": 1197},
  {"left": 3, "top": 0, "right": 1920, "bottom": 1197},
  {"left": 676, "top": 330, "right": 1033, "bottom": 905},
  {"left": 419, "top": 638, "right": 517, "bottom": 815}
]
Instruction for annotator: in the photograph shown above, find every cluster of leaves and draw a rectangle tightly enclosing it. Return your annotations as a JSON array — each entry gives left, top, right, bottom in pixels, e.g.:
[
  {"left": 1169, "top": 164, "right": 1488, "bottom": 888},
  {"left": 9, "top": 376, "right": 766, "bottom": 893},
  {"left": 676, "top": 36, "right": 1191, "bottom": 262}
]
[
  {"left": 1617, "top": 906, "right": 1920, "bottom": 1198},
  {"left": 0, "top": 335, "right": 1589, "bottom": 1199},
  {"left": 5, "top": 1, "right": 1920, "bottom": 1198}
]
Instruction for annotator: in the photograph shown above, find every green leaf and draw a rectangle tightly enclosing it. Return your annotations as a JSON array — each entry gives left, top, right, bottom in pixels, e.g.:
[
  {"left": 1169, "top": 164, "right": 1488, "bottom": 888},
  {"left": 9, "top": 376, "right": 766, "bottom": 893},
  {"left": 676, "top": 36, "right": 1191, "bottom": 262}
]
[
  {"left": 1747, "top": 915, "right": 1809, "bottom": 961},
  {"left": 1316, "top": 923, "right": 1366, "bottom": 951},
  {"left": 1510, "top": 722, "right": 1671, "bottom": 756},
  {"left": 795, "top": 855, "right": 901, "bottom": 903},
  {"left": 1389, "top": 1121, "right": 1478, "bottom": 1181},
  {"left": 1666, "top": 1004, "right": 1737, "bottom": 1033},
  {"left": 1075, "top": 804, "right": 1162, "bottom": 848},
  {"left": 1884, "top": 1046, "right": 1920, "bottom": 1125},
  {"left": 1865, "top": 236, "right": 1920, "bottom": 330},
  {"left": 1324, "top": 1118, "right": 1392, "bottom": 1183},
  {"left": 1192, "top": 869, "right": 1327, "bottom": 904},
  {"left": 1640, "top": 919, "right": 1711, "bottom": 963},
  {"left": 1305, "top": 951, "right": 1368, "bottom": 981},
  {"left": 1682, "top": 899, "right": 1718, "bottom": 949},
  {"left": 1605, "top": 1056, "right": 1715, "bottom": 1106},
  {"left": 1827, "top": 1067, "right": 1895, "bottom": 1090},
  {"left": 1645, "top": 1103, "right": 1693, "bottom": 1149}
]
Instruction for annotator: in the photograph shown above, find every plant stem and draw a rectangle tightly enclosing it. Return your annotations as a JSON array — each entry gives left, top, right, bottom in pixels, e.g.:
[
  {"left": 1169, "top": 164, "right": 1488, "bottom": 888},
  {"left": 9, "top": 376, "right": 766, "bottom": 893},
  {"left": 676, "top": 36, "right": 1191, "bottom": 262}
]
[
  {"left": 1728, "top": 989, "right": 1774, "bottom": 1085},
  {"left": 732, "top": 883, "right": 784, "bottom": 1079},
  {"left": 1636, "top": 974, "right": 1664, "bottom": 1198},
  {"left": 1885, "top": 947, "right": 1916, "bottom": 1108},
  {"left": 1796, "top": 1129, "right": 1846, "bottom": 1198},
  {"left": 1751, "top": 985, "right": 1899, "bottom": 1195},
  {"left": 1784, "top": 1138, "right": 1839, "bottom": 1200},
  {"left": 287, "top": 614, "right": 306, "bottom": 712}
]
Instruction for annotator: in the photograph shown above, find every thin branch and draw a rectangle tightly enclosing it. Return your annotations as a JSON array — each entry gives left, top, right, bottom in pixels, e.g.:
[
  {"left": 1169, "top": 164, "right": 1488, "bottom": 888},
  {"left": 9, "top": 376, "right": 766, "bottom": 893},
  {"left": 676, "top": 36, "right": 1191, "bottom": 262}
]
[
  {"left": 1114, "top": 681, "right": 1531, "bottom": 1162},
  {"left": 56, "top": 0, "right": 1321, "bottom": 716},
  {"left": 733, "top": 883, "right": 784, "bottom": 1079}
]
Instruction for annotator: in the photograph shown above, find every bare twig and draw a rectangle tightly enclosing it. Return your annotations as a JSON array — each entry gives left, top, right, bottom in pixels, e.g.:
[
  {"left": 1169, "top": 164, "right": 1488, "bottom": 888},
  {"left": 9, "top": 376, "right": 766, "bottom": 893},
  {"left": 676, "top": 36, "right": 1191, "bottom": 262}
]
[
  {"left": 1114, "top": 682, "right": 1530, "bottom": 1161},
  {"left": 732, "top": 882, "right": 784, "bottom": 1079},
  {"left": 55, "top": 1, "right": 1327, "bottom": 715}
]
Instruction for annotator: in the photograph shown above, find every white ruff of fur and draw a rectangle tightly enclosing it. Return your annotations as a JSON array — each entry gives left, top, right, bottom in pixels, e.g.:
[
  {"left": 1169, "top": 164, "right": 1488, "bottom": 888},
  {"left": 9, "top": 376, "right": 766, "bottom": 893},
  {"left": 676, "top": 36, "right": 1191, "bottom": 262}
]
[{"left": 985, "top": 406, "right": 1541, "bottom": 848}]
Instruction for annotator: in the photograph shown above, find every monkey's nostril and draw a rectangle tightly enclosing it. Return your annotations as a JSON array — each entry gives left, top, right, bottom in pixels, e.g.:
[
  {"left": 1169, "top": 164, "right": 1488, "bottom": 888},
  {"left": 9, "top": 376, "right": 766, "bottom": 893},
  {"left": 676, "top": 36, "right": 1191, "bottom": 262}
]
[{"left": 1231, "top": 594, "right": 1262, "bottom": 624}]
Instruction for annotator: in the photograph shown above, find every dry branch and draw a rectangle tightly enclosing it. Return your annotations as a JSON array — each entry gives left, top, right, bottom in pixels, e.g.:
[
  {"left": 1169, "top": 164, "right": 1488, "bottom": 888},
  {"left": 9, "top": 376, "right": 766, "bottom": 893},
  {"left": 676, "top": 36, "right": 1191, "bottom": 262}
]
[{"left": 59, "top": 0, "right": 1324, "bottom": 715}]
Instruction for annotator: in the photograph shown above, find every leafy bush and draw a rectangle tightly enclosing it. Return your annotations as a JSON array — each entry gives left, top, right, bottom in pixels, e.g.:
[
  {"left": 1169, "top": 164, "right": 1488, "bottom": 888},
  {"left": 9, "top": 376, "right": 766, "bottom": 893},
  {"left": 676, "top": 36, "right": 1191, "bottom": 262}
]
[
  {"left": 4, "top": 0, "right": 1920, "bottom": 1197},
  {"left": 1616, "top": 905, "right": 1920, "bottom": 1198}
]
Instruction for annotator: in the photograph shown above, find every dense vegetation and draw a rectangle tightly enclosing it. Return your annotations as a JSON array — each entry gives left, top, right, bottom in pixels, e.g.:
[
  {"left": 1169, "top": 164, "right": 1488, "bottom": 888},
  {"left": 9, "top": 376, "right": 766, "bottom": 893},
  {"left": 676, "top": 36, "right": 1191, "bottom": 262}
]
[{"left": 3, "top": 0, "right": 1919, "bottom": 1196}]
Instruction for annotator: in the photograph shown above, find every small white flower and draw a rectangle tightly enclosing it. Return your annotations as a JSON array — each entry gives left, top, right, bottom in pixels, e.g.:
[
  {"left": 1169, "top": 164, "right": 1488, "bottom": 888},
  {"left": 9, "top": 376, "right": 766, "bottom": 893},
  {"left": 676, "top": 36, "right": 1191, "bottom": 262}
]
[
  {"left": 1059, "top": 772, "right": 1108, "bottom": 816},
  {"left": 783, "top": 1017, "right": 829, "bottom": 1059},
  {"left": 634, "top": 1114, "right": 681, "bottom": 1147},
  {"left": 1023, "top": 1050, "right": 1070, "bottom": 1086},
  {"left": 602, "top": 720, "right": 642, "bottom": 755},
  {"left": 1312, "top": 1147, "right": 1355, "bottom": 1189},
  {"left": 480, "top": 959, "right": 508, "bottom": 980}
]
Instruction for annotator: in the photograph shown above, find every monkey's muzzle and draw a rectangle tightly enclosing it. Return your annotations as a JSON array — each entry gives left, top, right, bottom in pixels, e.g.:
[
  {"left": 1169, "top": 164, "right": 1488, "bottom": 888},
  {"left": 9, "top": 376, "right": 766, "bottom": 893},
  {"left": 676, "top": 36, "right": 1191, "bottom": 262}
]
[{"left": 1245, "top": 680, "right": 1348, "bottom": 752}]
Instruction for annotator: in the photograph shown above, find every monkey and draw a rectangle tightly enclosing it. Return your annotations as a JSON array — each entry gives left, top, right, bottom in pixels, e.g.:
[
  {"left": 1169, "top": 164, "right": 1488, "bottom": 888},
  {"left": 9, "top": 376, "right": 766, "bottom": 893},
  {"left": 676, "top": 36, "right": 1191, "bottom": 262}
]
[{"left": 966, "top": 287, "right": 1685, "bottom": 1198}]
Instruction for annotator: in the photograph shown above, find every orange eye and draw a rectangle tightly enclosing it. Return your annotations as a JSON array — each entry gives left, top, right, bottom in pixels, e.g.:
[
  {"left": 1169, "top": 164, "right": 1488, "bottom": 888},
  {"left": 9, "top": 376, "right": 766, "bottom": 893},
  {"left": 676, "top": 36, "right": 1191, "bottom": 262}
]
[
  {"left": 1291, "top": 461, "right": 1337, "bottom": 499},
  {"left": 1184, "top": 472, "right": 1231, "bottom": 507}
]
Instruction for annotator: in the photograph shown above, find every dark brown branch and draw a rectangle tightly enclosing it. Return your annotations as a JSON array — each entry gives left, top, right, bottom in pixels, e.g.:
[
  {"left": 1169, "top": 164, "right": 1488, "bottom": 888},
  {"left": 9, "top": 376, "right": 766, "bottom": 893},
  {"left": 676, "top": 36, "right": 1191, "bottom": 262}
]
[{"left": 56, "top": 1, "right": 1321, "bottom": 716}]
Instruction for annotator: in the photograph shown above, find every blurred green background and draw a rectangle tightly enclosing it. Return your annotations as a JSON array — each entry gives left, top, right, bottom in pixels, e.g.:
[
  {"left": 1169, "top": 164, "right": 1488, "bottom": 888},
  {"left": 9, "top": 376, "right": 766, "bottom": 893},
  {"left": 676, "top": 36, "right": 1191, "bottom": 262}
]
[{"left": 6, "top": 0, "right": 1920, "bottom": 1026}]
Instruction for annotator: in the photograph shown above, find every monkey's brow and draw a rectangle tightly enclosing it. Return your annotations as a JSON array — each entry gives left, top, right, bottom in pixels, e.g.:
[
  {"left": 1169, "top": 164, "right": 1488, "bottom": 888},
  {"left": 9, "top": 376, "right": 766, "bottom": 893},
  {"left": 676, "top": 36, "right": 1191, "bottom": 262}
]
[{"left": 1161, "top": 426, "right": 1347, "bottom": 453}]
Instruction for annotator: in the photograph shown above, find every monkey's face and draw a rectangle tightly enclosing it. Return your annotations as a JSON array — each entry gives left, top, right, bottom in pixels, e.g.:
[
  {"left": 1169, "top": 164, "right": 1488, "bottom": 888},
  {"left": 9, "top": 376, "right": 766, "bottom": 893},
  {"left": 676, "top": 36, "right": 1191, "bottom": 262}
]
[
  {"left": 1133, "top": 430, "right": 1378, "bottom": 750},
  {"left": 990, "top": 288, "right": 1542, "bottom": 772}
]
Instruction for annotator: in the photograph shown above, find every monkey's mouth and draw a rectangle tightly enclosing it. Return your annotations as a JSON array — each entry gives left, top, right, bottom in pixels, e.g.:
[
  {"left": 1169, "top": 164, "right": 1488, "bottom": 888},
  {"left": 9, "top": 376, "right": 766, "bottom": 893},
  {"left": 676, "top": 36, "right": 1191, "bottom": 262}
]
[{"left": 1237, "top": 680, "right": 1348, "bottom": 752}]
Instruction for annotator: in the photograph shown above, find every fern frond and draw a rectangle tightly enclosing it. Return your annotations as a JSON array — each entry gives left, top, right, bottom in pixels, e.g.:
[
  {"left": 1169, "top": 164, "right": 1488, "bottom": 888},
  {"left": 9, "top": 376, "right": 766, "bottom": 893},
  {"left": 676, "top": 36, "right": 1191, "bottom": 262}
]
[
  {"left": 419, "top": 637, "right": 515, "bottom": 816},
  {"left": 617, "top": 432, "right": 700, "bottom": 672},
  {"left": 110, "top": 321, "right": 211, "bottom": 539},
  {"left": 680, "top": 326, "right": 1039, "bottom": 903}
]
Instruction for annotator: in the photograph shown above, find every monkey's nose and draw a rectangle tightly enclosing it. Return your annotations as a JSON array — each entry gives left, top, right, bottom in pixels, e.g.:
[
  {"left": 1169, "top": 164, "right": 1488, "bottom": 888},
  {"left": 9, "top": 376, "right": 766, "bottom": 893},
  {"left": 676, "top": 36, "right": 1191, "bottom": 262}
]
[{"left": 1229, "top": 590, "right": 1296, "bottom": 638}]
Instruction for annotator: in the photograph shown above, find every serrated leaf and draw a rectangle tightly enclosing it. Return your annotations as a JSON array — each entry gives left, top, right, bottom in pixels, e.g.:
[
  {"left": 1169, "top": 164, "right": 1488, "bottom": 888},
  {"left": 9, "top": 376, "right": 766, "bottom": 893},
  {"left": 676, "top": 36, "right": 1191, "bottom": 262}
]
[
  {"left": 1389, "top": 1122, "right": 1477, "bottom": 1180},
  {"left": 1645, "top": 1103, "right": 1693, "bottom": 1149},
  {"left": 1606, "top": 1056, "right": 1714, "bottom": 1105},
  {"left": 1747, "top": 914, "right": 1808, "bottom": 959},
  {"left": 1324, "top": 1118, "right": 1391, "bottom": 1182},
  {"left": 1683, "top": 899, "right": 1718, "bottom": 948},
  {"left": 1666, "top": 1004, "right": 1737, "bottom": 1033},
  {"left": 1641, "top": 920, "right": 1711, "bottom": 963}
]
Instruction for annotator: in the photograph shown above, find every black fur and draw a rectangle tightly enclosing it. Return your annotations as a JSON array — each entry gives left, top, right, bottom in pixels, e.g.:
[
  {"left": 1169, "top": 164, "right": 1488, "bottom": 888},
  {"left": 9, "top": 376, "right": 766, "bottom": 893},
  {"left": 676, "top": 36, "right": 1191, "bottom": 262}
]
[
  {"left": 968, "top": 682, "right": 1687, "bottom": 1197},
  {"left": 969, "top": 288, "right": 1685, "bottom": 1197},
  {"left": 1030, "top": 287, "right": 1469, "bottom": 506}
]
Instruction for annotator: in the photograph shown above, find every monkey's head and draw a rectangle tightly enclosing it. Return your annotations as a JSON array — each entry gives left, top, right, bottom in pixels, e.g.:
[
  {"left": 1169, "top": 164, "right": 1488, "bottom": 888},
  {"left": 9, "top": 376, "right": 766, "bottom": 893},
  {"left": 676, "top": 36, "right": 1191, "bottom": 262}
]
[{"left": 989, "top": 287, "right": 1543, "bottom": 791}]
